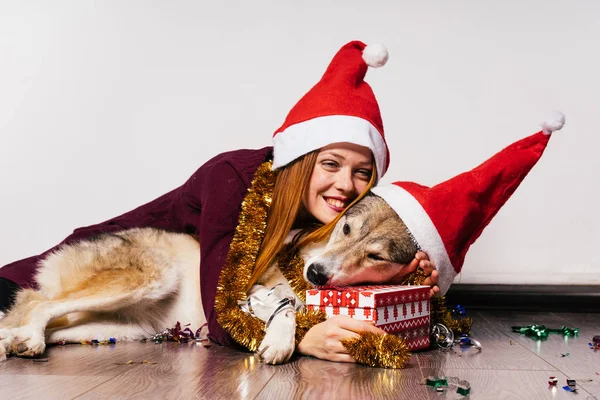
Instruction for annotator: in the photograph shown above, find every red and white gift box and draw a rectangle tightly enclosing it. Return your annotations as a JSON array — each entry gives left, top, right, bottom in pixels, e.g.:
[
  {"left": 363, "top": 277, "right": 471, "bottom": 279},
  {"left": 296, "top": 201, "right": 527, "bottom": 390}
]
[{"left": 305, "top": 285, "right": 431, "bottom": 351}]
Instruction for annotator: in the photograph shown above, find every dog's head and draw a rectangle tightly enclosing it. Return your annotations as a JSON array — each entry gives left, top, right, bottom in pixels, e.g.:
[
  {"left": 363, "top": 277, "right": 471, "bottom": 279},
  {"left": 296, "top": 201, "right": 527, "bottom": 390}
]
[{"left": 304, "top": 192, "right": 419, "bottom": 286}]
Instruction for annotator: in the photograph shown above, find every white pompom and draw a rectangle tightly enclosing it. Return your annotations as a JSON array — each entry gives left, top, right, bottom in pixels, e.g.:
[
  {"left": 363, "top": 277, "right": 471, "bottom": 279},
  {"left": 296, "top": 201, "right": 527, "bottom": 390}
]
[
  {"left": 362, "top": 44, "right": 389, "bottom": 68},
  {"left": 541, "top": 110, "right": 566, "bottom": 135}
]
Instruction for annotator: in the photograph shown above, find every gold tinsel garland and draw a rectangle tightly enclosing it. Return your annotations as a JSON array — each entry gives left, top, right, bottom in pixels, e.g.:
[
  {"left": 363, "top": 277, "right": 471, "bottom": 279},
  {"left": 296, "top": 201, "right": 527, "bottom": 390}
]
[
  {"left": 342, "top": 332, "right": 411, "bottom": 369},
  {"left": 214, "top": 160, "right": 470, "bottom": 368},
  {"left": 214, "top": 161, "right": 275, "bottom": 352}
]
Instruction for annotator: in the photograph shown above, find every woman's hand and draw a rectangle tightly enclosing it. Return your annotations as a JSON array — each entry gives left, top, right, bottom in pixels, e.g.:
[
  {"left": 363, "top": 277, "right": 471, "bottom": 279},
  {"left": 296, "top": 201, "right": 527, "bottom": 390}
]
[
  {"left": 414, "top": 252, "right": 439, "bottom": 297},
  {"left": 297, "top": 315, "right": 386, "bottom": 363},
  {"left": 391, "top": 252, "right": 439, "bottom": 297}
]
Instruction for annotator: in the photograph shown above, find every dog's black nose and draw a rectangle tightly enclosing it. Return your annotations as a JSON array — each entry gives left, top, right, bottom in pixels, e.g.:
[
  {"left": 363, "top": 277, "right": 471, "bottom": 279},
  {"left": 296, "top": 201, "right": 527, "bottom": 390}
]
[{"left": 307, "top": 263, "right": 329, "bottom": 286}]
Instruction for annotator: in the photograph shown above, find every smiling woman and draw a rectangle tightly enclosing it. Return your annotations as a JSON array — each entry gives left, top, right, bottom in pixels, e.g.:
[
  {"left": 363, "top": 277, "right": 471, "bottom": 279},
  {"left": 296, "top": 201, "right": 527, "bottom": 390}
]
[{"left": 0, "top": 40, "right": 439, "bottom": 365}]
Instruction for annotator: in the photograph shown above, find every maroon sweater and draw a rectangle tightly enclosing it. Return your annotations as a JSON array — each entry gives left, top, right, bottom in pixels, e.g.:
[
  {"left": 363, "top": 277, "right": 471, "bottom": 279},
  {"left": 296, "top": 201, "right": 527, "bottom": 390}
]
[{"left": 0, "top": 147, "right": 274, "bottom": 347}]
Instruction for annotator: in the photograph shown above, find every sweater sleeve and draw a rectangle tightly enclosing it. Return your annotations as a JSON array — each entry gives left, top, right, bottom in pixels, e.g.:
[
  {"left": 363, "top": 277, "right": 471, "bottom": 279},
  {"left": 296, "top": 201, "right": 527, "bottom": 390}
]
[{"left": 193, "top": 160, "right": 251, "bottom": 347}]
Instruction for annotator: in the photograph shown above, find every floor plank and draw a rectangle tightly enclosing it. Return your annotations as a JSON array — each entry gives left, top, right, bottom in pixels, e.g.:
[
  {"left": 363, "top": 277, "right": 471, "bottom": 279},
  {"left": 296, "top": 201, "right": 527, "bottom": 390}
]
[
  {"left": 0, "top": 374, "right": 111, "bottom": 400},
  {"left": 255, "top": 355, "right": 429, "bottom": 400},
  {"left": 0, "top": 341, "right": 155, "bottom": 377},
  {"left": 75, "top": 342, "right": 276, "bottom": 399}
]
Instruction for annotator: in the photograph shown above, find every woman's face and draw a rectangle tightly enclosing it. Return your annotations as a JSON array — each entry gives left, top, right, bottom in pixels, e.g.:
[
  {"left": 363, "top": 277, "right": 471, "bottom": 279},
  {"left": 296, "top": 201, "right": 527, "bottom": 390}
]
[{"left": 303, "top": 142, "right": 374, "bottom": 224}]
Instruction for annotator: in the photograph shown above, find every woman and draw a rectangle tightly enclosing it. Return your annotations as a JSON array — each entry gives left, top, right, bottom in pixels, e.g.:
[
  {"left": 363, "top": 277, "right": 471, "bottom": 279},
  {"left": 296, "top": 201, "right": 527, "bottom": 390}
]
[{"left": 0, "top": 41, "right": 439, "bottom": 363}]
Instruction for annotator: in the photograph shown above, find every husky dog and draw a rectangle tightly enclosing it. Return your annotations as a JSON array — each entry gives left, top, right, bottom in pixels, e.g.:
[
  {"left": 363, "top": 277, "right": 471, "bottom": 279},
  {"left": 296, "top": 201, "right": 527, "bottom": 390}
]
[{"left": 0, "top": 193, "right": 417, "bottom": 363}]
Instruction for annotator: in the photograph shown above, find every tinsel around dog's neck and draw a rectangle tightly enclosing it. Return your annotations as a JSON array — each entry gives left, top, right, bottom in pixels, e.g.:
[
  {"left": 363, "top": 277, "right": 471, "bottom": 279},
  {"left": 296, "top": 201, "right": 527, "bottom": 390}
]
[{"left": 214, "top": 160, "right": 470, "bottom": 368}]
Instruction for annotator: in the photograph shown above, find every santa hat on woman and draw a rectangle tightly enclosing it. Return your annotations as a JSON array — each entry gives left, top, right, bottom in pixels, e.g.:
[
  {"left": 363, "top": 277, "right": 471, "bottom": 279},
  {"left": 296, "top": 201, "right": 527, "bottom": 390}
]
[
  {"left": 272, "top": 40, "right": 390, "bottom": 181},
  {"left": 372, "top": 111, "right": 566, "bottom": 295}
]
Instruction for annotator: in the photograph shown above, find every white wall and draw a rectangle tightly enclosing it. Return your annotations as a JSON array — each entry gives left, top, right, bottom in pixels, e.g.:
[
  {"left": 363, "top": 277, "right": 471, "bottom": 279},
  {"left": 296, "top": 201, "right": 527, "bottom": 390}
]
[{"left": 1, "top": 0, "right": 598, "bottom": 285}]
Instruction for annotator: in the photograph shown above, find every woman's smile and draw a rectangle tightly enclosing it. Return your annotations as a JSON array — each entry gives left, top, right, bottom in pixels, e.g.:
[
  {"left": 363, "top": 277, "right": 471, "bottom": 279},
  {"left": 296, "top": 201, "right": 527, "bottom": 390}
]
[{"left": 323, "top": 196, "right": 347, "bottom": 212}]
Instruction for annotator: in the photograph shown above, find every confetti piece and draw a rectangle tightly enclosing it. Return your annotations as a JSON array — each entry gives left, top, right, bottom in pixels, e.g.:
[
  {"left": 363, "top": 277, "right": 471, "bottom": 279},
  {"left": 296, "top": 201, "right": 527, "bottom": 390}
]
[
  {"left": 425, "top": 377, "right": 448, "bottom": 388},
  {"left": 456, "top": 381, "right": 471, "bottom": 396},
  {"left": 560, "top": 353, "right": 570, "bottom": 357},
  {"left": 431, "top": 323, "right": 454, "bottom": 351},
  {"left": 451, "top": 304, "right": 466, "bottom": 316}
]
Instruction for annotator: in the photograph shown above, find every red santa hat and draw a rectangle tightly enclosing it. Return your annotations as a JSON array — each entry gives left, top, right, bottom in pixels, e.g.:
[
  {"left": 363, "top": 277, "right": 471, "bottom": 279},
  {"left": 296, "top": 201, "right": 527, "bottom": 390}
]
[
  {"left": 272, "top": 40, "right": 390, "bottom": 181},
  {"left": 372, "top": 111, "right": 566, "bottom": 295}
]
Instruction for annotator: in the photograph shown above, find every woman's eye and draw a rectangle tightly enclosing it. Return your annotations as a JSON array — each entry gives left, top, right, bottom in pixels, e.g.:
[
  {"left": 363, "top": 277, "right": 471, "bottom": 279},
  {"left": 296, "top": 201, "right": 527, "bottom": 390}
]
[
  {"left": 343, "top": 223, "right": 351, "bottom": 235},
  {"left": 321, "top": 161, "right": 339, "bottom": 170},
  {"left": 356, "top": 169, "right": 373, "bottom": 180},
  {"left": 368, "top": 253, "right": 385, "bottom": 261}
]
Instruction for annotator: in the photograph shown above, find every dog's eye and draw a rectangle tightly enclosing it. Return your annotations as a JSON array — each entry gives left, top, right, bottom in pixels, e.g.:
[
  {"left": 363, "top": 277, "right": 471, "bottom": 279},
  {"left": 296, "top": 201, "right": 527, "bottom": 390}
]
[
  {"left": 343, "top": 223, "right": 351, "bottom": 235},
  {"left": 368, "top": 253, "right": 385, "bottom": 261}
]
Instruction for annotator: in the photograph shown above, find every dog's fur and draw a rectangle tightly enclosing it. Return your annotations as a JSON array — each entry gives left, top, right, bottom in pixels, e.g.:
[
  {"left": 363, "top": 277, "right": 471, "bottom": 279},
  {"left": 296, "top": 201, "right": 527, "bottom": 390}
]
[{"left": 0, "top": 193, "right": 417, "bottom": 363}]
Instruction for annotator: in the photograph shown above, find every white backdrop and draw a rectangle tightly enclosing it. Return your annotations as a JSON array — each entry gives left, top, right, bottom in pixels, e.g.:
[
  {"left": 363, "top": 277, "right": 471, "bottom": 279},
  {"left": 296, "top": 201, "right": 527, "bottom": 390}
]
[{"left": 1, "top": 0, "right": 598, "bottom": 285}]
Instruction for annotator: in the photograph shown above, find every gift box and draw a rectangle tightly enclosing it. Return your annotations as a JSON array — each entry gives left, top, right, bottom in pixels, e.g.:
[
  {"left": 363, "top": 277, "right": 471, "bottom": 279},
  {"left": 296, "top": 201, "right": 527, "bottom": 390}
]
[{"left": 305, "top": 285, "right": 431, "bottom": 350}]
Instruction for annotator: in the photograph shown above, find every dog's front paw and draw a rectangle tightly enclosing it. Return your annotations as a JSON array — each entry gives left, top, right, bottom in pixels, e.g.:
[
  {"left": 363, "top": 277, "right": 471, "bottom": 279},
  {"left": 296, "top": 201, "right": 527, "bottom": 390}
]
[
  {"left": 11, "top": 337, "right": 46, "bottom": 358},
  {"left": 257, "top": 312, "right": 296, "bottom": 365},
  {"left": 10, "top": 327, "right": 46, "bottom": 358}
]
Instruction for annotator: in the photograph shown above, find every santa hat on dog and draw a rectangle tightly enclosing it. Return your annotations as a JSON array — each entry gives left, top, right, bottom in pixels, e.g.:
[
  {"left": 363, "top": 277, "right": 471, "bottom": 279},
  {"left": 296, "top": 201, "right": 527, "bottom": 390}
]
[
  {"left": 272, "top": 40, "right": 390, "bottom": 181},
  {"left": 372, "top": 111, "right": 566, "bottom": 295}
]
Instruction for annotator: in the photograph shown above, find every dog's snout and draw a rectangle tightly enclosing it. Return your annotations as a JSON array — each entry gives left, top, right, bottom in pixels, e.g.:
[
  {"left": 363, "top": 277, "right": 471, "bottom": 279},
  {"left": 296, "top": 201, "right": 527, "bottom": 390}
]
[{"left": 307, "top": 263, "right": 329, "bottom": 286}]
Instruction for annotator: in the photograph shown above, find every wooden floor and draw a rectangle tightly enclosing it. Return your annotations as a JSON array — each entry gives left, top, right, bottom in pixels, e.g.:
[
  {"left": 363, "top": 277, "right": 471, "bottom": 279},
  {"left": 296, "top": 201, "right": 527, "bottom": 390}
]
[{"left": 1, "top": 310, "right": 598, "bottom": 399}]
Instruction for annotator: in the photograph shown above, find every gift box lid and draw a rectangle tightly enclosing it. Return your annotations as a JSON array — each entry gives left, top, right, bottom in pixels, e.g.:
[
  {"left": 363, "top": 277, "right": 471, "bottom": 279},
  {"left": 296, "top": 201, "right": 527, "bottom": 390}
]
[{"left": 305, "top": 285, "right": 430, "bottom": 309}]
